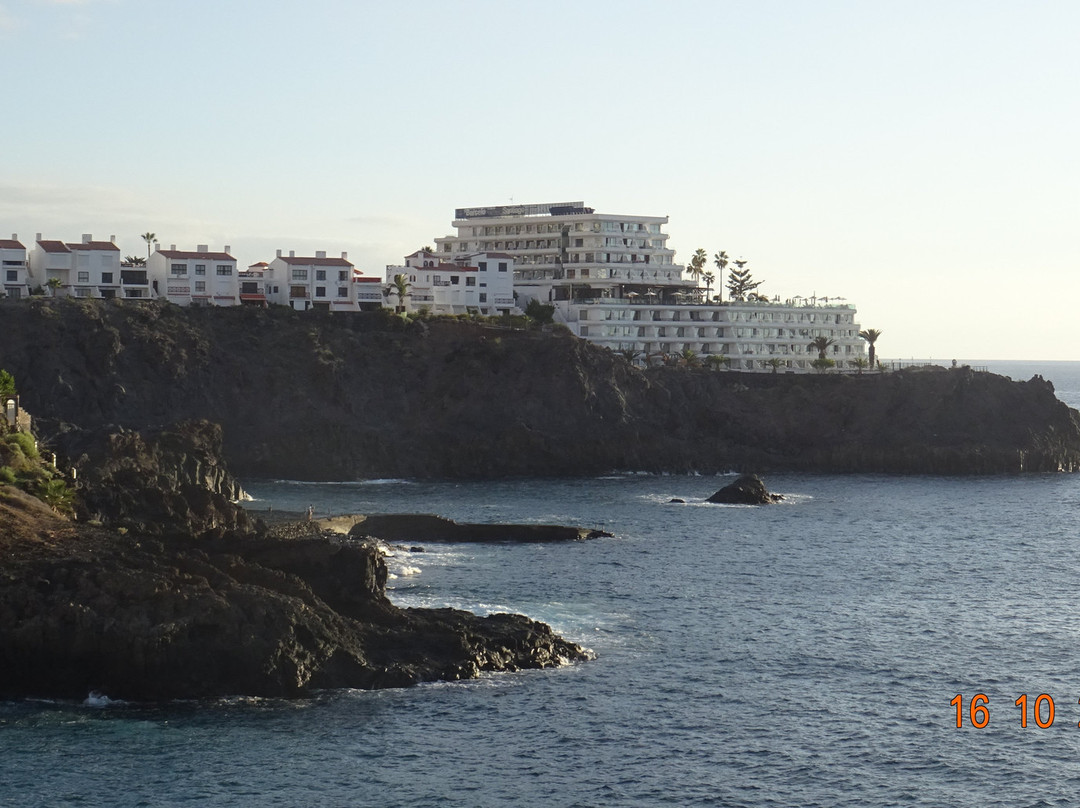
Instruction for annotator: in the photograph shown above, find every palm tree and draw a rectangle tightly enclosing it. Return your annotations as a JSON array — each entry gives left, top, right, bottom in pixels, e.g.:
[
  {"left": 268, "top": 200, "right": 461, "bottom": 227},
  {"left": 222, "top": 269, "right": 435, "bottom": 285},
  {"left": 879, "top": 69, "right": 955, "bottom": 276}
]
[
  {"left": 124, "top": 255, "right": 147, "bottom": 266},
  {"left": 851, "top": 357, "right": 869, "bottom": 375},
  {"left": 616, "top": 348, "right": 643, "bottom": 366},
  {"left": 765, "top": 357, "right": 783, "bottom": 374},
  {"left": 858, "top": 328, "right": 882, "bottom": 369},
  {"left": 808, "top": 336, "right": 835, "bottom": 360},
  {"left": 701, "top": 271, "right": 715, "bottom": 300},
  {"left": 385, "top": 273, "right": 411, "bottom": 312},
  {"left": 704, "top": 354, "right": 730, "bottom": 371},
  {"left": 680, "top": 347, "right": 700, "bottom": 368},
  {"left": 46, "top": 277, "right": 63, "bottom": 298},
  {"left": 687, "top": 248, "right": 707, "bottom": 285},
  {"left": 141, "top": 232, "right": 156, "bottom": 259},
  {"left": 712, "top": 251, "right": 729, "bottom": 302}
]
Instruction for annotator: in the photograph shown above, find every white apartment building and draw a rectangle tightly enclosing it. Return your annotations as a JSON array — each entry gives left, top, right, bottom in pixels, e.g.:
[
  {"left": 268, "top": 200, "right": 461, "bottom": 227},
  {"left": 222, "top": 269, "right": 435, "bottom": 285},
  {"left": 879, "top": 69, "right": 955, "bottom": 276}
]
[
  {"left": 386, "top": 250, "right": 516, "bottom": 316},
  {"left": 267, "top": 250, "right": 360, "bottom": 311},
  {"left": 0, "top": 235, "right": 30, "bottom": 300},
  {"left": 432, "top": 202, "right": 864, "bottom": 370},
  {"left": 29, "top": 234, "right": 123, "bottom": 299},
  {"left": 238, "top": 262, "right": 270, "bottom": 305},
  {"left": 148, "top": 245, "right": 239, "bottom": 306}
]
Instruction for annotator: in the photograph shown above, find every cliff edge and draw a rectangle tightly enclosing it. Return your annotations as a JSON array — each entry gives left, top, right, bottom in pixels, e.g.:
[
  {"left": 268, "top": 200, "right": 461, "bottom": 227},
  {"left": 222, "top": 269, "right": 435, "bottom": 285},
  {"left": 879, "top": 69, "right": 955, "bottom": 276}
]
[{"left": 1, "top": 299, "right": 1077, "bottom": 477}]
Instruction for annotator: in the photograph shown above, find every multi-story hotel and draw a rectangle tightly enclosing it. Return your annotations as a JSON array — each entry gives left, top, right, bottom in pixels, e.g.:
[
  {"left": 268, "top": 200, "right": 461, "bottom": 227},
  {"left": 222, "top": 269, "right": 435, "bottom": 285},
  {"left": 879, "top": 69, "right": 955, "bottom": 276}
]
[{"left": 433, "top": 201, "right": 865, "bottom": 370}]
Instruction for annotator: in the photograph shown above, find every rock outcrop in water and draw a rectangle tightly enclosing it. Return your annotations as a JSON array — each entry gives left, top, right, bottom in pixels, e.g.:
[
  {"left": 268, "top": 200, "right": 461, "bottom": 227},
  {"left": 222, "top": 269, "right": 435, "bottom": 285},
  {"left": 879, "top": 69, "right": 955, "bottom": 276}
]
[
  {"left": 706, "top": 474, "right": 783, "bottom": 505},
  {"left": 1, "top": 299, "right": 1078, "bottom": 477},
  {"left": 344, "top": 513, "right": 612, "bottom": 543},
  {"left": 0, "top": 422, "right": 589, "bottom": 701}
]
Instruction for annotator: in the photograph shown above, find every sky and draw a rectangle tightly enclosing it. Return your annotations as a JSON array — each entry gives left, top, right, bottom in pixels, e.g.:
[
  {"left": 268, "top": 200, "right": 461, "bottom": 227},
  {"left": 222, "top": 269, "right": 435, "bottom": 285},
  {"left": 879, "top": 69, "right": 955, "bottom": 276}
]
[{"left": 2, "top": 0, "right": 1077, "bottom": 360}]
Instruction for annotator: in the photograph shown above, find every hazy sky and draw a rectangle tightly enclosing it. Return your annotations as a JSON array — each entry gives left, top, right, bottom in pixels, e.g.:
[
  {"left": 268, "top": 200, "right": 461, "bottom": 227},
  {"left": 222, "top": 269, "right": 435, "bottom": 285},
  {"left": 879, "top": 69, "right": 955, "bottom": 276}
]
[{"left": 3, "top": 0, "right": 1077, "bottom": 359}]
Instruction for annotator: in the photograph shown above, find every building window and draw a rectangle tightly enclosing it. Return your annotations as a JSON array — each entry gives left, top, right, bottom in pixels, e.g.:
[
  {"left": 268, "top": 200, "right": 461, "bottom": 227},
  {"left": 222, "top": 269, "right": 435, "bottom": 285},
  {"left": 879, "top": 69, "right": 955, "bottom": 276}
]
[
  {"left": 337, "top": 287, "right": 348, "bottom": 298},
  {"left": 216, "top": 265, "right": 232, "bottom": 276},
  {"left": 433, "top": 275, "right": 441, "bottom": 284},
  {"left": 478, "top": 262, "right": 487, "bottom": 271},
  {"left": 101, "top": 272, "right": 113, "bottom": 284},
  {"left": 195, "top": 264, "right": 206, "bottom": 275},
  {"left": 450, "top": 276, "right": 460, "bottom": 285},
  {"left": 338, "top": 270, "right": 348, "bottom": 281},
  {"left": 498, "top": 262, "right": 508, "bottom": 272},
  {"left": 5, "top": 271, "right": 17, "bottom": 282},
  {"left": 290, "top": 286, "right": 306, "bottom": 298},
  {"left": 292, "top": 270, "right": 308, "bottom": 281},
  {"left": 315, "top": 287, "right": 326, "bottom": 297},
  {"left": 479, "top": 293, "right": 487, "bottom": 303},
  {"left": 195, "top": 281, "right": 206, "bottom": 292},
  {"left": 466, "top": 277, "right": 476, "bottom": 287},
  {"left": 171, "top": 264, "right": 186, "bottom": 275},
  {"left": 316, "top": 270, "right": 326, "bottom": 281},
  {"left": 77, "top": 271, "right": 90, "bottom": 283}
]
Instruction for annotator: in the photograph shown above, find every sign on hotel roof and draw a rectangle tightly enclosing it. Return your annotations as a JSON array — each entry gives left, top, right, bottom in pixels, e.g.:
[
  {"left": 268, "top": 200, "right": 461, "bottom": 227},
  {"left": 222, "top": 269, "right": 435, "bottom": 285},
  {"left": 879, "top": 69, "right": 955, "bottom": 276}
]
[{"left": 455, "top": 202, "right": 594, "bottom": 219}]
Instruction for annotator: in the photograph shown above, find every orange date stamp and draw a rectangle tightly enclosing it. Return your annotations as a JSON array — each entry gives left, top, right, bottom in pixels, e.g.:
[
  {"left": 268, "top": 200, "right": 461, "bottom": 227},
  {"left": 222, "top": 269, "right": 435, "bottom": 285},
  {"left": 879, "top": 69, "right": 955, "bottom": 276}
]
[{"left": 952, "top": 693, "right": 1071, "bottom": 728}]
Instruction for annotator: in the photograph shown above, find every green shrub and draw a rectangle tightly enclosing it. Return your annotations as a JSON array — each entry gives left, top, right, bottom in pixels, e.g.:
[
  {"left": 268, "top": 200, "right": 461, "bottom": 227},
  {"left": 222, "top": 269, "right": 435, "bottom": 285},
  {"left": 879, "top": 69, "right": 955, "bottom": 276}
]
[
  {"left": 36, "top": 478, "right": 74, "bottom": 514},
  {"left": 0, "top": 369, "right": 14, "bottom": 400},
  {"left": 0, "top": 466, "right": 15, "bottom": 485},
  {"left": 5, "top": 432, "right": 38, "bottom": 460}
]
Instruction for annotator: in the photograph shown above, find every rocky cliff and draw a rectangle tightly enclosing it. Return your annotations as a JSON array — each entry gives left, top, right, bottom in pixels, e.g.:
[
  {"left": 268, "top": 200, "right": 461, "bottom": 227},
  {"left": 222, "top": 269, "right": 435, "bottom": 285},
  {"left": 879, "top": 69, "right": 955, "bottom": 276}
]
[
  {"left": 0, "top": 420, "right": 588, "bottom": 701},
  {"left": 1, "top": 298, "right": 1078, "bottom": 477}
]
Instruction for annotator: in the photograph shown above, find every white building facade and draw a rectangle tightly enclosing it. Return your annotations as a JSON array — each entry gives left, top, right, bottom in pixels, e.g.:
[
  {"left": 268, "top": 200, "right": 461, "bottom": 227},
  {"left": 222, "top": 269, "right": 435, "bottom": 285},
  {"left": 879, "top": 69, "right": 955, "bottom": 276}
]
[
  {"left": 267, "top": 251, "right": 360, "bottom": 311},
  {"left": 29, "top": 234, "right": 123, "bottom": 299},
  {"left": 386, "top": 250, "right": 516, "bottom": 316},
  {"left": 0, "top": 235, "right": 30, "bottom": 300},
  {"left": 432, "top": 202, "right": 864, "bottom": 371},
  {"left": 148, "top": 245, "right": 239, "bottom": 306}
]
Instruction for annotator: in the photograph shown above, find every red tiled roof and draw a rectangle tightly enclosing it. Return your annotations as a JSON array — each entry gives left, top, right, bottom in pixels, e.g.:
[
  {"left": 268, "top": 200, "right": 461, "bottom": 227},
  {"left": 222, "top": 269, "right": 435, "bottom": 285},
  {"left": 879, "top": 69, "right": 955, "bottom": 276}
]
[
  {"left": 249, "top": 261, "right": 269, "bottom": 267},
  {"left": 66, "top": 241, "right": 120, "bottom": 252},
  {"left": 354, "top": 277, "right": 382, "bottom": 283},
  {"left": 38, "top": 240, "right": 71, "bottom": 253},
  {"left": 0, "top": 240, "right": 25, "bottom": 250},
  {"left": 158, "top": 250, "right": 235, "bottom": 261},
  {"left": 277, "top": 256, "right": 354, "bottom": 267},
  {"left": 428, "top": 262, "right": 478, "bottom": 272}
]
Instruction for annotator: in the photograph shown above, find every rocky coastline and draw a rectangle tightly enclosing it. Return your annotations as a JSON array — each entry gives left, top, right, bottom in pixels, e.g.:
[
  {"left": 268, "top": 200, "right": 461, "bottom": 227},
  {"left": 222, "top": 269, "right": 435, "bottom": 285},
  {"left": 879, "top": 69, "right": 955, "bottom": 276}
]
[
  {"left": 2, "top": 300, "right": 1080, "bottom": 700},
  {"left": 0, "top": 421, "right": 589, "bottom": 701}
]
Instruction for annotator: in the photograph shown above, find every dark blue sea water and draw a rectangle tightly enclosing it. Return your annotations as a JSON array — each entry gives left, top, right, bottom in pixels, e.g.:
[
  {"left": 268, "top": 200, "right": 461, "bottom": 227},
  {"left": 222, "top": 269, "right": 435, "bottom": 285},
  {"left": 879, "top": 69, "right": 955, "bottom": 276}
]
[{"left": 4, "top": 361, "right": 1080, "bottom": 807}]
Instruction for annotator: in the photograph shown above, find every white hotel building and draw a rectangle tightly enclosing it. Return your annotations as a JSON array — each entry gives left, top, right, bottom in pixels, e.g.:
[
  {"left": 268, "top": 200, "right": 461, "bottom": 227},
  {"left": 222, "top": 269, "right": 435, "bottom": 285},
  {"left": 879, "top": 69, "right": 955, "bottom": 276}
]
[{"left": 433, "top": 202, "right": 864, "bottom": 370}]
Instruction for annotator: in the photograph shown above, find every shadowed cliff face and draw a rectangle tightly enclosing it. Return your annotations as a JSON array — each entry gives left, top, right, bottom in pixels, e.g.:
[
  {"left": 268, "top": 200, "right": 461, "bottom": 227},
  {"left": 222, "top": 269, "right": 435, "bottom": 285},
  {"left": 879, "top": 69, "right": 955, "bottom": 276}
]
[{"left": 1, "top": 298, "right": 1078, "bottom": 478}]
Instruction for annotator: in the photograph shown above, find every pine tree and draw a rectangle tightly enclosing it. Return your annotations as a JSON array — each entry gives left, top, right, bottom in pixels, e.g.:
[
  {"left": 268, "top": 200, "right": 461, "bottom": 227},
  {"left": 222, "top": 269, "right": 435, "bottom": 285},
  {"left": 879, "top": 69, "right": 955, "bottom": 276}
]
[{"left": 726, "top": 259, "right": 762, "bottom": 300}]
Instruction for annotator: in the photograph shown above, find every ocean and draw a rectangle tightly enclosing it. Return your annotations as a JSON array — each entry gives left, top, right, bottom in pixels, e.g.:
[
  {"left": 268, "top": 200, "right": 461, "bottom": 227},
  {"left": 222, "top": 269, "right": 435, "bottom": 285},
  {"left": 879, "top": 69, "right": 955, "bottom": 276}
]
[{"left": 4, "top": 361, "right": 1080, "bottom": 807}]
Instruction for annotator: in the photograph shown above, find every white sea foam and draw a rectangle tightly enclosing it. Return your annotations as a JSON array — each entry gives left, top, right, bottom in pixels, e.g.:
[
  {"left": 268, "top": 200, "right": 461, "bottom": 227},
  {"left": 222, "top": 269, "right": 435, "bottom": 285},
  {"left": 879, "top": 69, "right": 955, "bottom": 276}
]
[{"left": 83, "top": 691, "right": 115, "bottom": 707}]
